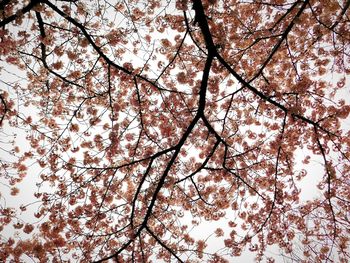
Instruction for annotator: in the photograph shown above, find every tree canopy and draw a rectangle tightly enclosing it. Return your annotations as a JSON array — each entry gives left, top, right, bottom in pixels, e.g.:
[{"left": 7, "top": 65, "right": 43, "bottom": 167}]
[{"left": 0, "top": 0, "right": 349, "bottom": 262}]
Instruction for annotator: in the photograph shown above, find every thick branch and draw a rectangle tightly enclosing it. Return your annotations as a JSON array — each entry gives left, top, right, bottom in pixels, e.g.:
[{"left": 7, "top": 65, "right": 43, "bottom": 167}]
[{"left": 0, "top": 0, "right": 41, "bottom": 27}]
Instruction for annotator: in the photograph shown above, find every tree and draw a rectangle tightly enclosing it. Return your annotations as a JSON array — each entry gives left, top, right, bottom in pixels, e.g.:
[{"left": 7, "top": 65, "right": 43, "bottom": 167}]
[{"left": 0, "top": 0, "right": 349, "bottom": 261}]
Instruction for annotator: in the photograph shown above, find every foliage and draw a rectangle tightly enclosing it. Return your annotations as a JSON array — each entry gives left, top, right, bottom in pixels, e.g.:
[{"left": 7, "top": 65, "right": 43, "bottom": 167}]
[{"left": 0, "top": 0, "right": 349, "bottom": 262}]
